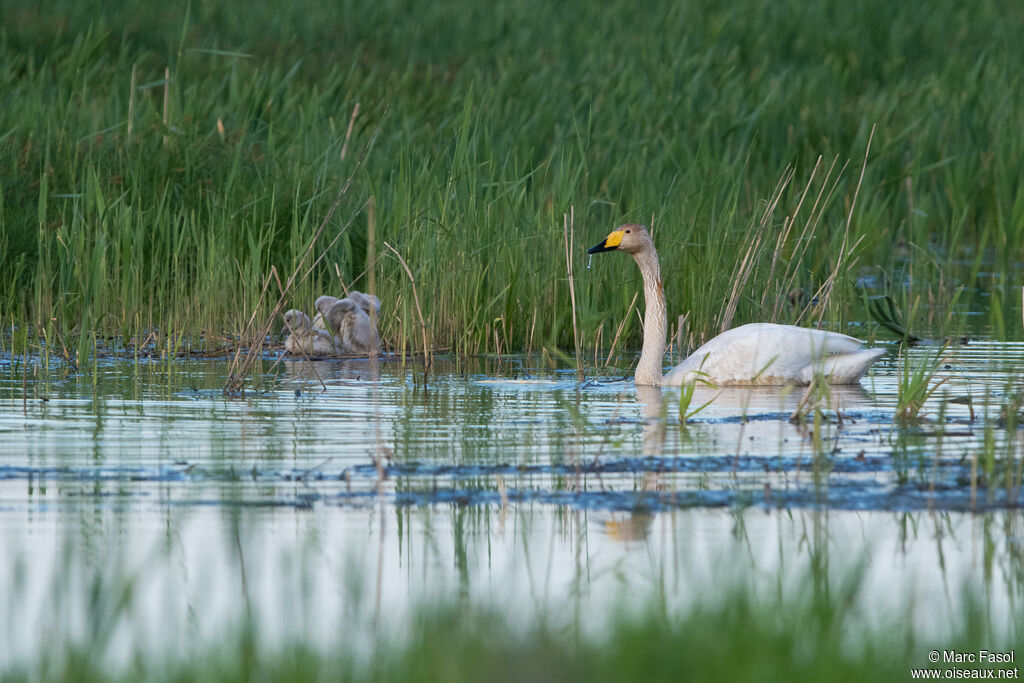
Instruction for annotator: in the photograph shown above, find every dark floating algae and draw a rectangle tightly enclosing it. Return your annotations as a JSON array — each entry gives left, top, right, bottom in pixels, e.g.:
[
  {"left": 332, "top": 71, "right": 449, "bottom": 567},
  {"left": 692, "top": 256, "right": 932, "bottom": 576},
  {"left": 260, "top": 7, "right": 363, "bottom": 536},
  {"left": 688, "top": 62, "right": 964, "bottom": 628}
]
[
  {"left": 389, "top": 479, "right": 1020, "bottom": 513},
  {"left": 1, "top": 449, "right": 1017, "bottom": 513}
]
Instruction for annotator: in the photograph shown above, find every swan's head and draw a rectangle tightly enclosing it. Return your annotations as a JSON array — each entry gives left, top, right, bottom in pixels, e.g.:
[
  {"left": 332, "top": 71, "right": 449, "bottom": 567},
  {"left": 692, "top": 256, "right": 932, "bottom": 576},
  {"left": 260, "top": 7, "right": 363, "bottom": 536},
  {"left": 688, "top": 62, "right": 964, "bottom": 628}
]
[
  {"left": 587, "top": 223, "right": 652, "bottom": 255},
  {"left": 315, "top": 295, "right": 340, "bottom": 318},
  {"left": 326, "top": 298, "right": 359, "bottom": 332},
  {"left": 348, "top": 291, "right": 382, "bottom": 316},
  {"left": 282, "top": 309, "right": 312, "bottom": 333}
]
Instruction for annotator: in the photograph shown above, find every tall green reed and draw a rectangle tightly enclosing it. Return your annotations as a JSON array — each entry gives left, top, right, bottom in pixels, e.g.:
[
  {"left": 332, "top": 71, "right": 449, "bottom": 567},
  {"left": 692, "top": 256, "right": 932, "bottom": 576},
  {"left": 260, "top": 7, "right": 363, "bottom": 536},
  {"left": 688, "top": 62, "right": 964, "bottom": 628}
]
[{"left": 3, "top": 0, "right": 1023, "bottom": 362}]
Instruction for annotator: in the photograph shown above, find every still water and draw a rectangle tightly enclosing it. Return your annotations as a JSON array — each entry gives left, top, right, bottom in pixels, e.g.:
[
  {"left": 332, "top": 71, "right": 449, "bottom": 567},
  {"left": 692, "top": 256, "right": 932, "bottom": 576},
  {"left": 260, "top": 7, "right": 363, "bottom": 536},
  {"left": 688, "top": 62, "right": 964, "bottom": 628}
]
[{"left": 1, "top": 342, "right": 1023, "bottom": 665}]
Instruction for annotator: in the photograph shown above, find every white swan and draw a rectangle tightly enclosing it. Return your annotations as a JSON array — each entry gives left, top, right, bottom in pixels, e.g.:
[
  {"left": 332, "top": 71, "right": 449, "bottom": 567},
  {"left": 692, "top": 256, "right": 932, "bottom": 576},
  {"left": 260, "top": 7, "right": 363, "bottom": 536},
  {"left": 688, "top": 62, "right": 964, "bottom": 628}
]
[
  {"left": 587, "top": 224, "right": 886, "bottom": 386},
  {"left": 283, "top": 309, "right": 339, "bottom": 356}
]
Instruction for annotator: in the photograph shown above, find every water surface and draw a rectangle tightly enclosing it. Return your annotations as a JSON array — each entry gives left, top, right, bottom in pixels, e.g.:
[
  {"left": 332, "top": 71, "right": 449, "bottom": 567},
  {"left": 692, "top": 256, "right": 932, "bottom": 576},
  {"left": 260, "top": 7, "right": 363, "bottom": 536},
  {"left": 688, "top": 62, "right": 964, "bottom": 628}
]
[{"left": 1, "top": 343, "right": 1023, "bottom": 665}]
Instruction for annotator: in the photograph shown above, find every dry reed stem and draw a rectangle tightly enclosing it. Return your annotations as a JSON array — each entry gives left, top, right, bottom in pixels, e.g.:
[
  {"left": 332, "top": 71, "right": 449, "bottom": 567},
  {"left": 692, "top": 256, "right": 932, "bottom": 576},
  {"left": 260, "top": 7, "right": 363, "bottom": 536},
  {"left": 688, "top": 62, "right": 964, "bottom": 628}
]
[
  {"left": 720, "top": 150, "right": 861, "bottom": 333},
  {"left": 224, "top": 105, "right": 384, "bottom": 393},
  {"left": 383, "top": 241, "right": 431, "bottom": 368},
  {"left": 791, "top": 156, "right": 850, "bottom": 324},
  {"left": 763, "top": 156, "right": 821, "bottom": 312},
  {"left": 42, "top": 319, "right": 78, "bottom": 370},
  {"left": 333, "top": 264, "right": 350, "bottom": 295},
  {"left": 162, "top": 67, "right": 169, "bottom": 147},
  {"left": 720, "top": 168, "right": 793, "bottom": 332},
  {"left": 235, "top": 265, "right": 276, "bottom": 348},
  {"left": 528, "top": 309, "right": 537, "bottom": 355},
  {"left": 326, "top": 252, "right": 382, "bottom": 303},
  {"left": 366, "top": 195, "right": 378, "bottom": 338},
  {"left": 563, "top": 206, "right": 583, "bottom": 382},
  {"left": 497, "top": 474, "right": 509, "bottom": 508},
  {"left": 300, "top": 197, "right": 371, "bottom": 282},
  {"left": 605, "top": 290, "right": 639, "bottom": 366},
  {"left": 494, "top": 327, "right": 502, "bottom": 371},
  {"left": 271, "top": 268, "right": 326, "bottom": 389},
  {"left": 21, "top": 345, "right": 27, "bottom": 414},
  {"left": 771, "top": 155, "right": 837, "bottom": 320},
  {"left": 788, "top": 378, "right": 818, "bottom": 423},
  {"left": 1013, "top": 430, "right": 1024, "bottom": 505},
  {"left": 720, "top": 231, "right": 764, "bottom": 332},
  {"left": 808, "top": 124, "right": 875, "bottom": 325},
  {"left": 673, "top": 311, "right": 690, "bottom": 359},
  {"left": 340, "top": 102, "right": 360, "bottom": 161},
  {"left": 127, "top": 64, "right": 136, "bottom": 144}
]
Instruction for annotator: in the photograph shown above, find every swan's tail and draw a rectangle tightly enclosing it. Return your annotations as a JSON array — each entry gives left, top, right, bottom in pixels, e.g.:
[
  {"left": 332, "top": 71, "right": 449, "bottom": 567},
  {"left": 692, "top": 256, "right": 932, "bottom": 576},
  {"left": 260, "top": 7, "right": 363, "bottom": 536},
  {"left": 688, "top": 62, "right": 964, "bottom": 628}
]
[{"left": 801, "top": 347, "right": 887, "bottom": 384}]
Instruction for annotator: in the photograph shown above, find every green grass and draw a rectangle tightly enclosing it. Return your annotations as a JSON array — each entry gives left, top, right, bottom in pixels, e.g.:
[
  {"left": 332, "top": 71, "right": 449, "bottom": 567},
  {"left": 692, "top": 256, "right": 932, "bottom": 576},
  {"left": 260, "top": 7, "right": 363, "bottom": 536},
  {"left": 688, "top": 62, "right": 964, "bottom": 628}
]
[
  {"left": 2, "top": 0, "right": 1024, "bottom": 361},
  {"left": 895, "top": 345, "right": 949, "bottom": 422}
]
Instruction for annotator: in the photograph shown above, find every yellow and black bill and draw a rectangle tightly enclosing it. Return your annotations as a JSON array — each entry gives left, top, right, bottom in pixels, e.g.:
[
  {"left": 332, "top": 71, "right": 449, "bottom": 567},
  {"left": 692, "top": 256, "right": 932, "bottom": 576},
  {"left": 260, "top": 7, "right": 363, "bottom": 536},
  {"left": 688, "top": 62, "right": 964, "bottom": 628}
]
[{"left": 587, "top": 229, "right": 625, "bottom": 254}]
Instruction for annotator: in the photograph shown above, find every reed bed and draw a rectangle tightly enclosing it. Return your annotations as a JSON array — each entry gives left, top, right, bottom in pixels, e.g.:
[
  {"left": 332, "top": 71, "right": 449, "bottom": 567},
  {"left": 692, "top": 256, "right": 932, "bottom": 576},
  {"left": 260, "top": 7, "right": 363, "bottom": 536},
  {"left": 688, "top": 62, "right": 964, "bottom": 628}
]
[{"left": 2, "top": 0, "right": 1023, "bottom": 363}]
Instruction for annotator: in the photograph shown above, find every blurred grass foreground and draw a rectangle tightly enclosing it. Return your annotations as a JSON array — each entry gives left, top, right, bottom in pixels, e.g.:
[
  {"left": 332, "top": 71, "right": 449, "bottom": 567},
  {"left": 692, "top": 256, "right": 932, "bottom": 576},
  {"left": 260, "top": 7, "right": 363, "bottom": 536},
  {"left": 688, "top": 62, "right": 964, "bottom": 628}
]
[{"left": 5, "top": 565, "right": 1020, "bottom": 683}]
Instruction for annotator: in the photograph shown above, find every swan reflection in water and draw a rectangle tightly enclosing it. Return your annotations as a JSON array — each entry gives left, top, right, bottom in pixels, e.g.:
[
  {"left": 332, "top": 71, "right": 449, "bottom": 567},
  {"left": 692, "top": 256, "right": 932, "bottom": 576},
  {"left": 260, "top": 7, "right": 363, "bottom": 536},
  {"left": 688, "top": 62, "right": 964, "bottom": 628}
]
[{"left": 600, "top": 382, "right": 877, "bottom": 543}]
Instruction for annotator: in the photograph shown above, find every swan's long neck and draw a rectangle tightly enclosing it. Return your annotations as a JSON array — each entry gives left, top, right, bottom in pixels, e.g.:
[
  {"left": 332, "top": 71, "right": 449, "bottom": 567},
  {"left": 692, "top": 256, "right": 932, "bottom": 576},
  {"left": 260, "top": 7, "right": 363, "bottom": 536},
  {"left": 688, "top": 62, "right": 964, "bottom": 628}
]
[{"left": 633, "top": 247, "right": 667, "bottom": 386}]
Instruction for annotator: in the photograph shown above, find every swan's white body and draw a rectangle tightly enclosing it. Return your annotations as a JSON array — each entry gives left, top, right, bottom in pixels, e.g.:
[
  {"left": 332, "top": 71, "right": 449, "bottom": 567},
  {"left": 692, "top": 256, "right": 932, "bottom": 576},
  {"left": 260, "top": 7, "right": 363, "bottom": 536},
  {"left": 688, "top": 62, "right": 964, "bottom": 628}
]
[
  {"left": 588, "top": 224, "right": 885, "bottom": 386},
  {"left": 662, "top": 322, "right": 885, "bottom": 385}
]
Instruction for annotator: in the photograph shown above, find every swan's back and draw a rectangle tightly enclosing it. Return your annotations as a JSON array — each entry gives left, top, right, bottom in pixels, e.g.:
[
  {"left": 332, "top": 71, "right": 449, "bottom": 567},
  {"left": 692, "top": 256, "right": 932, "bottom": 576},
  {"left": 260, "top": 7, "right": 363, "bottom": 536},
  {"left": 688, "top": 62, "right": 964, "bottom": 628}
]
[
  {"left": 326, "top": 299, "right": 380, "bottom": 354},
  {"left": 662, "top": 323, "right": 885, "bottom": 386}
]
